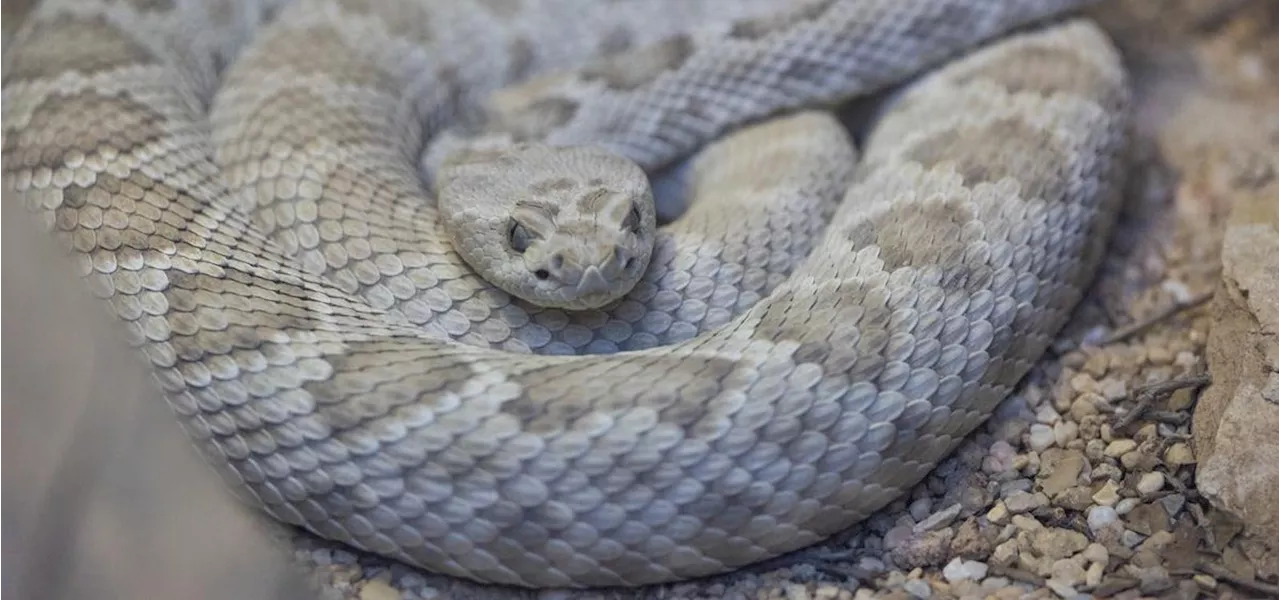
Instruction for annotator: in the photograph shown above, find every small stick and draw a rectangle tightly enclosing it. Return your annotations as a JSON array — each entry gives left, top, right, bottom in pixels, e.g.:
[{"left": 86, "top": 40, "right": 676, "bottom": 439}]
[
  {"left": 1104, "top": 290, "right": 1214, "bottom": 345},
  {"left": 1195, "top": 562, "right": 1280, "bottom": 596},
  {"left": 1114, "top": 373, "right": 1212, "bottom": 429},
  {"left": 987, "top": 565, "right": 1045, "bottom": 586}
]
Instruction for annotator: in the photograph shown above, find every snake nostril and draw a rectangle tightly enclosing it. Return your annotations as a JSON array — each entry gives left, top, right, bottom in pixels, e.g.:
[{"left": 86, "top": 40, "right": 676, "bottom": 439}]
[{"left": 534, "top": 268, "right": 550, "bottom": 280}]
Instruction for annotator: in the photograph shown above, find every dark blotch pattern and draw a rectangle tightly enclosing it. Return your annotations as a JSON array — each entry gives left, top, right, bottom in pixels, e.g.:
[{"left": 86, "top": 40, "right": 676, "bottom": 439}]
[
  {"left": 844, "top": 196, "right": 977, "bottom": 274},
  {"left": 581, "top": 35, "right": 695, "bottom": 91},
  {"left": 902, "top": 117, "right": 1071, "bottom": 203},
  {"left": 727, "top": 0, "right": 837, "bottom": 40},
  {"left": 953, "top": 45, "right": 1115, "bottom": 106},
  {"left": 5, "top": 15, "right": 158, "bottom": 82}
]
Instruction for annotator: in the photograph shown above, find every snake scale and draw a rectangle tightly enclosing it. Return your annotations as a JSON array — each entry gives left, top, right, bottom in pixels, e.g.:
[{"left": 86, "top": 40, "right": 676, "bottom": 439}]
[{"left": 2, "top": 0, "right": 1131, "bottom": 589}]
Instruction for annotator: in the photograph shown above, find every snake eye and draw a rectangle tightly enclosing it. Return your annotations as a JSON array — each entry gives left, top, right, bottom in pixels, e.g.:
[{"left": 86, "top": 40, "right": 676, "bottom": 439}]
[{"left": 508, "top": 219, "right": 532, "bottom": 253}]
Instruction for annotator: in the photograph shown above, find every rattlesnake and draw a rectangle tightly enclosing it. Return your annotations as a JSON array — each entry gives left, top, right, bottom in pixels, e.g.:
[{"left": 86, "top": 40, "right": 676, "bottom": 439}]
[{"left": 2, "top": 0, "right": 1130, "bottom": 589}]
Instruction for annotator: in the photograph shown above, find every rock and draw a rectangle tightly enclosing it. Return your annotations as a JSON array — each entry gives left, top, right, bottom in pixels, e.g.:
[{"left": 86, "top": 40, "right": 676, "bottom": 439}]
[
  {"left": 1083, "top": 542, "right": 1110, "bottom": 565},
  {"left": 1131, "top": 501, "right": 1172, "bottom": 532},
  {"left": 1194, "top": 180, "right": 1279, "bottom": 556},
  {"left": 1136, "top": 472, "right": 1165, "bottom": 496},
  {"left": 1100, "top": 378, "right": 1128, "bottom": 402},
  {"left": 1004, "top": 491, "right": 1048, "bottom": 514},
  {"left": 1045, "top": 579, "right": 1078, "bottom": 599},
  {"left": 1092, "top": 481, "right": 1121, "bottom": 506},
  {"left": 1039, "top": 449, "right": 1086, "bottom": 497},
  {"left": 359, "top": 581, "right": 401, "bottom": 600},
  {"left": 1028, "top": 424, "right": 1056, "bottom": 452},
  {"left": 986, "top": 502, "right": 1010, "bottom": 525},
  {"left": 942, "top": 558, "right": 988, "bottom": 582},
  {"left": 1087, "top": 506, "right": 1121, "bottom": 534},
  {"left": 949, "top": 519, "right": 994, "bottom": 559},
  {"left": 1159, "top": 493, "right": 1187, "bottom": 517},
  {"left": 913, "top": 503, "right": 962, "bottom": 533},
  {"left": 1054, "top": 487, "right": 1094, "bottom": 511},
  {"left": 1164, "top": 443, "right": 1196, "bottom": 465},
  {"left": 902, "top": 578, "right": 932, "bottom": 599},
  {"left": 991, "top": 539, "right": 1019, "bottom": 567},
  {"left": 1104, "top": 439, "right": 1137, "bottom": 457},
  {"left": 1085, "top": 562, "right": 1105, "bottom": 587},
  {"left": 1049, "top": 557, "right": 1088, "bottom": 586},
  {"left": 1166, "top": 387, "right": 1195, "bottom": 411},
  {"left": 890, "top": 529, "right": 954, "bottom": 569},
  {"left": 1032, "top": 528, "right": 1089, "bottom": 559}
]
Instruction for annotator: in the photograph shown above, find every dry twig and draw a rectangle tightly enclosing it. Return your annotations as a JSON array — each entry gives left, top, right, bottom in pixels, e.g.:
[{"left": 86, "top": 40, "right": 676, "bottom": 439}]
[
  {"left": 1103, "top": 290, "right": 1214, "bottom": 345},
  {"left": 1115, "top": 373, "right": 1212, "bottom": 429}
]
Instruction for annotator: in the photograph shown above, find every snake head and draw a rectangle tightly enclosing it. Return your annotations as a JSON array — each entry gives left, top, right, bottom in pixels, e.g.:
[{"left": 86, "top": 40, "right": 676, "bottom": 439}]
[{"left": 438, "top": 143, "right": 656, "bottom": 310}]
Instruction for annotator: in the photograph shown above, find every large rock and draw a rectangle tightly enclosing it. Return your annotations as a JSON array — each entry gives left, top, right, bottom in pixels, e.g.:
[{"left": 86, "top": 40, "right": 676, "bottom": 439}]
[{"left": 1194, "top": 181, "right": 1278, "bottom": 553}]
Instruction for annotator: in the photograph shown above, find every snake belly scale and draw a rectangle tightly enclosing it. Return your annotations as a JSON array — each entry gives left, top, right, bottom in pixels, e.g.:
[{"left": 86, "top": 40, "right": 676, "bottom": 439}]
[{"left": 2, "top": 0, "right": 1130, "bottom": 588}]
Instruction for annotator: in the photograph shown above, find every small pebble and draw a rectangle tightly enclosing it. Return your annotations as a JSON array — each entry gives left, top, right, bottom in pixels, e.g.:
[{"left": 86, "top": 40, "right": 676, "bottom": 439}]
[
  {"left": 1005, "top": 491, "right": 1048, "bottom": 514},
  {"left": 1026, "top": 423, "right": 1056, "bottom": 452},
  {"left": 1164, "top": 443, "right": 1195, "bottom": 465},
  {"left": 1052, "top": 421, "right": 1079, "bottom": 447},
  {"left": 1159, "top": 493, "right": 1186, "bottom": 516},
  {"left": 359, "top": 581, "right": 401, "bottom": 600},
  {"left": 1032, "top": 528, "right": 1089, "bottom": 559},
  {"left": 1083, "top": 352, "right": 1109, "bottom": 378},
  {"left": 1050, "top": 557, "right": 1088, "bottom": 586},
  {"left": 1011, "top": 515, "right": 1044, "bottom": 532},
  {"left": 1115, "top": 497, "right": 1139, "bottom": 515},
  {"left": 1099, "top": 378, "right": 1127, "bottom": 401},
  {"left": 1193, "top": 574, "right": 1218, "bottom": 591},
  {"left": 1046, "top": 578, "right": 1078, "bottom": 599},
  {"left": 1092, "top": 481, "right": 1121, "bottom": 506},
  {"left": 1074, "top": 392, "right": 1105, "bottom": 416},
  {"left": 1136, "top": 566, "right": 1174, "bottom": 593},
  {"left": 1104, "top": 439, "right": 1137, "bottom": 457},
  {"left": 902, "top": 578, "right": 932, "bottom": 599},
  {"left": 909, "top": 498, "right": 933, "bottom": 522},
  {"left": 1122, "top": 529, "right": 1147, "bottom": 548},
  {"left": 1087, "top": 506, "right": 1120, "bottom": 533},
  {"left": 1135, "top": 472, "right": 1165, "bottom": 495},
  {"left": 1166, "top": 388, "right": 1195, "bottom": 411},
  {"left": 991, "top": 539, "right": 1019, "bottom": 566},
  {"left": 1085, "top": 562, "right": 1105, "bottom": 587},
  {"left": 1161, "top": 279, "right": 1192, "bottom": 303},
  {"left": 986, "top": 502, "right": 1011, "bottom": 525},
  {"left": 1070, "top": 373, "right": 1100, "bottom": 395},
  {"left": 1082, "top": 542, "right": 1109, "bottom": 565},
  {"left": 942, "top": 558, "right": 988, "bottom": 582},
  {"left": 1035, "top": 404, "right": 1060, "bottom": 424},
  {"left": 914, "top": 503, "right": 961, "bottom": 532}
]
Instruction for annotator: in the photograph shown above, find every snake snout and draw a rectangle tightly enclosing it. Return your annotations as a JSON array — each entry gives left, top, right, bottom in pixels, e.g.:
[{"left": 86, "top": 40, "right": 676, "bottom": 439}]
[{"left": 576, "top": 265, "right": 610, "bottom": 295}]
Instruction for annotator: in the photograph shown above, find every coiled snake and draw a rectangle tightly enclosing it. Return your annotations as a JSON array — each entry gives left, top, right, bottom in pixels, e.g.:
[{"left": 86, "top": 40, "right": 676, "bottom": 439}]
[{"left": 2, "top": 0, "right": 1130, "bottom": 588}]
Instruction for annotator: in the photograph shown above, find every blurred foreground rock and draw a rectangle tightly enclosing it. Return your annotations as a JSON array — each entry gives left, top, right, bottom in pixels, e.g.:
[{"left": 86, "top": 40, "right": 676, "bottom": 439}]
[{"left": 2, "top": 192, "right": 312, "bottom": 600}]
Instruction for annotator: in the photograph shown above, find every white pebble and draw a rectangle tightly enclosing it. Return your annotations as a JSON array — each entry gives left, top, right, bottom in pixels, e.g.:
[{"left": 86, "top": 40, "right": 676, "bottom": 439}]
[
  {"left": 1161, "top": 279, "right": 1192, "bottom": 303},
  {"left": 1053, "top": 421, "right": 1079, "bottom": 446},
  {"left": 1035, "top": 403, "right": 1060, "bottom": 424},
  {"left": 943, "top": 558, "right": 989, "bottom": 582},
  {"left": 903, "top": 578, "right": 932, "bottom": 599},
  {"left": 1087, "top": 506, "right": 1120, "bottom": 533},
  {"left": 1028, "top": 424, "right": 1056, "bottom": 452}
]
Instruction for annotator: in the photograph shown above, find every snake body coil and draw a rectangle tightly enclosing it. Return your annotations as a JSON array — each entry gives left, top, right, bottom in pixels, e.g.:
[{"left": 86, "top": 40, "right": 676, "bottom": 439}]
[{"left": 3, "top": 0, "right": 1129, "bottom": 588}]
